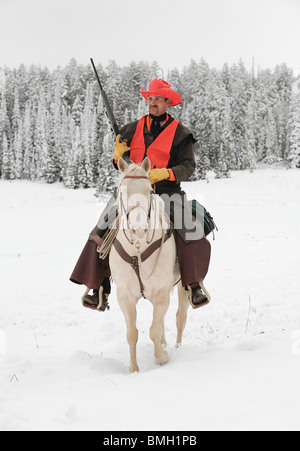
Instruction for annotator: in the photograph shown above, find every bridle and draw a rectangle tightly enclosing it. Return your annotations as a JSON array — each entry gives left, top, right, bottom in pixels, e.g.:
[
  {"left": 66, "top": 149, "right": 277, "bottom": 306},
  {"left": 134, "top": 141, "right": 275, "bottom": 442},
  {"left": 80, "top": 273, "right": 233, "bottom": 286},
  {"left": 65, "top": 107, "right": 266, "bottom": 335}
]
[
  {"left": 113, "top": 173, "right": 172, "bottom": 299},
  {"left": 119, "top": 174, "right": 155, "bottom": 245},
  {"left": 123, "top": 176, "right": 149, "bottom": 180}
]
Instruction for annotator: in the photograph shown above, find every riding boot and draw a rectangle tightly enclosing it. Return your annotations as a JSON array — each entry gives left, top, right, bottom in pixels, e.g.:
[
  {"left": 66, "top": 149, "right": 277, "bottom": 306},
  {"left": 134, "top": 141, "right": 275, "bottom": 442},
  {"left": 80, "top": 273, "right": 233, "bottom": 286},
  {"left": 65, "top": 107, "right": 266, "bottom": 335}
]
[
  {"left": 188, "top": 282, "right": 211, "bottom": 309},
  {"left": 82, "top": 277, "right": 111, "bottom": 312}
]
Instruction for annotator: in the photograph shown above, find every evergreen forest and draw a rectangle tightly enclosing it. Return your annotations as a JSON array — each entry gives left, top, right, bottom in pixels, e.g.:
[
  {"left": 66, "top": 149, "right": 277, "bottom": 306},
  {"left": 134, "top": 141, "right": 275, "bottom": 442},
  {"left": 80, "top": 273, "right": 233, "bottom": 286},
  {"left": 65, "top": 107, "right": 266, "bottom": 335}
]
[{"left": 0, "top": 58, "right": 299, "bottom": 193}]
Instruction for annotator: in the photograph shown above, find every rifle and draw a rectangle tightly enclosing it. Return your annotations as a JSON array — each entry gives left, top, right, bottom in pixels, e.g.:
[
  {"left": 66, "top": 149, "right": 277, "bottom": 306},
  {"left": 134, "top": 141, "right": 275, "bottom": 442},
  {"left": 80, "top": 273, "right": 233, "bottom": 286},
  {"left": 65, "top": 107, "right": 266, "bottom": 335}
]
[{"left": 90, "top": 58, "right": 122, "bottom": 139}]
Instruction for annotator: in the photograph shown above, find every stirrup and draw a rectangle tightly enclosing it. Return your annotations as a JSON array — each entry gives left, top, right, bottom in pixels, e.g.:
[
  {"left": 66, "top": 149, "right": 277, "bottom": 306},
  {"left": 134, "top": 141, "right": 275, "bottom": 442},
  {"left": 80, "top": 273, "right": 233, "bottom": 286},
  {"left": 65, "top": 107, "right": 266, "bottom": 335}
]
[
  {"left": 81, "top": 286, "right": 110, "bottom": 312},
  {"left": 187, "top": 281, "right": 211, "bottom": 309}
]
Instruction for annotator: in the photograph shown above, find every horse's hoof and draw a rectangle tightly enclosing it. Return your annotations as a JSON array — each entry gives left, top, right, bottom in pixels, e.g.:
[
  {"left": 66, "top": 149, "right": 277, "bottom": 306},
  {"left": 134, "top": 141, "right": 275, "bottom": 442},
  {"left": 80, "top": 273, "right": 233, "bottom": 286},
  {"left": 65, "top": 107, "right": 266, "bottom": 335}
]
[
  {"left": 156, "top": 351, "right": 169, "bottom": 366},
  {"left": 129, "top": 365, "right": 139, "bottom": 374}
]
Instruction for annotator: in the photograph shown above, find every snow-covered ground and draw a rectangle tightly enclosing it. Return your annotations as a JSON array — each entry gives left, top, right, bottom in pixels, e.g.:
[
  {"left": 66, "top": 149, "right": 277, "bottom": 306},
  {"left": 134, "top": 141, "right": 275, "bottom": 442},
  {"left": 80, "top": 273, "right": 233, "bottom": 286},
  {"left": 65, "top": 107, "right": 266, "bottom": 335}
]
[{"left": 0, "top": 167, "right": 300, "bottom": 431}]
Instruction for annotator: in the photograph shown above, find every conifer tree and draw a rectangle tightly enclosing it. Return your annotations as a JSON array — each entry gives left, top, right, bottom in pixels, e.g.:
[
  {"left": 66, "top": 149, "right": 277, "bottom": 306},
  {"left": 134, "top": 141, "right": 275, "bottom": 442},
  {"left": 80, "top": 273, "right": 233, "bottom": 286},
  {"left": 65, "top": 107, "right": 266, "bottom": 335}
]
[
  {"left": 81, "top": 83, "right": 96, "bottom": 186},
  {"left": 218, "top": 97, "right": 235, "bottom": 177},
  {"left": 71, "top": 94, "right": 83, "bottom": 126},
  {"left": 12, "top": 88, "right": 21, "bottom": 135},
  {"left": 34, "top": 89, "right": 48, "bottom": 179},
  {"left": 265, "top": 107, "right": 278, "bottom": 160},
  {"left": 1, "top": 133, "right": 12, "bottom": 179},
  {"left": 64, "top": 122, "right": 80, "bottom": 189},
  {"left": 0, "top": 91, "right": 11, "bottom": 176},
  {"left": 22, "top": 101, "right": 34, "bottom": 180},
  {"left": 274, "top": 64, "right": 293, "bottom": 159},
  {"left": 95, "top": 130, "right": 117, "bottom": 194},
  {"left": 13, "top": 120, "right": 24, "bottom": 179},
  {"left": 288, "top": 91, "right": 300, "bottom": 168}
]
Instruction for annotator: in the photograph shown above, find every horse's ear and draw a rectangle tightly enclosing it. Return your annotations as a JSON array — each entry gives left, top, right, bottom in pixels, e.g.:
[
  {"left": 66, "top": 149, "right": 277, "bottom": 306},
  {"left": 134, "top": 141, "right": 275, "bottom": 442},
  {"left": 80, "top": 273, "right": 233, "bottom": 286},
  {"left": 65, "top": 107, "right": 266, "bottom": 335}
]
[
  {"left": 118, "top": 157, "right": 128, "bottom": 173},
  {"left": 141, "top": 157, "right": 151, "bottom": 173}
]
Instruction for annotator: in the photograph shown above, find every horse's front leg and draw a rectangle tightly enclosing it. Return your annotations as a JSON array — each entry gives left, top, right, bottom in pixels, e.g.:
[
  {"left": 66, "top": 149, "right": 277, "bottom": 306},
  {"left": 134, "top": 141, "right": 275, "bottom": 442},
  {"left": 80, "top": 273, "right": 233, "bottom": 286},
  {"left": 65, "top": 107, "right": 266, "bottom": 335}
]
[
  {"left": 117, "top": 292, "right": 139, "bottom": 373},
  {"left": 150, "top": 293, "right": 170, "bottom": 365}
]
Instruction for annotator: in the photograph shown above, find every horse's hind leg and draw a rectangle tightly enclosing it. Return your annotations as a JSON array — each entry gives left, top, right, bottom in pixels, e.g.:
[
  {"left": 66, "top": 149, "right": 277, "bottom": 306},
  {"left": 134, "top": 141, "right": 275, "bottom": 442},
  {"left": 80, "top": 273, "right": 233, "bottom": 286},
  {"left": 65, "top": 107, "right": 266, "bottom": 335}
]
[
  {"left": 176, "top": 283, "right": 190, "bottom": 347},
  {"left": 150, "top": 294, "right": 170, "bottom": 365},
  {"left": 117, "top": 293, "right": 139, "bottom": 373}
]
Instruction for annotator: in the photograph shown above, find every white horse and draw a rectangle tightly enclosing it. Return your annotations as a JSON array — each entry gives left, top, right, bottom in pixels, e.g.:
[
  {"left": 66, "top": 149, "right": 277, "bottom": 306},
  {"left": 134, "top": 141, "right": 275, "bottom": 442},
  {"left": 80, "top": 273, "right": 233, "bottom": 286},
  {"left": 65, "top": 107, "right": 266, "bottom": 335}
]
[{"left": 109, "top": 157, "right": 190, "bottom": 373}]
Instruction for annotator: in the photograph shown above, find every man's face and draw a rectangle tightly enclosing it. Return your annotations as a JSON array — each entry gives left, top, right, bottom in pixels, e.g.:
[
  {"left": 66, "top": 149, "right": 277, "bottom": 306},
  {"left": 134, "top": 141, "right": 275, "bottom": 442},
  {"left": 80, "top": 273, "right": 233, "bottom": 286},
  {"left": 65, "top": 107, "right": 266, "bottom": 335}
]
[{"left": 147, "top": 95, "right": 172, "bottom": 116}]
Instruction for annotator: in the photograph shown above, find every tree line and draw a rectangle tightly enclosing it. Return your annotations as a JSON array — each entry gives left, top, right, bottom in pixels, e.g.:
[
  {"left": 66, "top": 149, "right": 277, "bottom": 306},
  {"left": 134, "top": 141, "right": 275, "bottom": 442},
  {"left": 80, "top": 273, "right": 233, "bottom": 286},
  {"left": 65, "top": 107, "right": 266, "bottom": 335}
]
[{"left": 0, "top": 58, "right": 299, "bottom": 193}]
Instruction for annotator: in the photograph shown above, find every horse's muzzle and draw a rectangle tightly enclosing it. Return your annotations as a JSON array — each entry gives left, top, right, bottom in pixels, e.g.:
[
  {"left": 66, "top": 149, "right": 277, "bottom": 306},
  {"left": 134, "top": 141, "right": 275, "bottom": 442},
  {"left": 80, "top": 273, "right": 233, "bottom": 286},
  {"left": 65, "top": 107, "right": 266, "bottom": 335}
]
[{"left": 131, "top": 227, "right": 148, "bottom": 240}]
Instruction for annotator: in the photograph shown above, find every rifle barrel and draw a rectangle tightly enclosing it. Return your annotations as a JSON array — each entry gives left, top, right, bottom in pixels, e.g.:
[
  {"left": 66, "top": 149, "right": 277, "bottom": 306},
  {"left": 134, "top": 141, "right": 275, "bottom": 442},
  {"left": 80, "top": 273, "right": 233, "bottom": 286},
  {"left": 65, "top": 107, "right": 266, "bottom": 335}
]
[
  {"left": 90, "top": 58, "right": 103, "bottom": 90},
  {"left": 90, "top": 58, "right": 121, "bottom": 138}
]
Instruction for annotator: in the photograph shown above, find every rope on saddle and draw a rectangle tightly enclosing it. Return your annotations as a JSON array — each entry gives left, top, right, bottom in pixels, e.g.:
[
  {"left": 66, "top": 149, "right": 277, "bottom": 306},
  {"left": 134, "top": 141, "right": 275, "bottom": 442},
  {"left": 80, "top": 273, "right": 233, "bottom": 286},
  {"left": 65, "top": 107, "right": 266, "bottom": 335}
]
[{"left": 97, "top": 215, "right": 120, "bottom": 259}]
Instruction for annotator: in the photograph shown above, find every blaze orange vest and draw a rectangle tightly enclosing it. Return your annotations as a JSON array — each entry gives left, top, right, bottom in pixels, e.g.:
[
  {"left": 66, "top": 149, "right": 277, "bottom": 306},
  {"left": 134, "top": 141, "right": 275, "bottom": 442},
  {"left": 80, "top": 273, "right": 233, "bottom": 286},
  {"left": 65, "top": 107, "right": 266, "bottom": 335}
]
[{"left": 129, "top": 115, "right": 180, "bottom": 169}]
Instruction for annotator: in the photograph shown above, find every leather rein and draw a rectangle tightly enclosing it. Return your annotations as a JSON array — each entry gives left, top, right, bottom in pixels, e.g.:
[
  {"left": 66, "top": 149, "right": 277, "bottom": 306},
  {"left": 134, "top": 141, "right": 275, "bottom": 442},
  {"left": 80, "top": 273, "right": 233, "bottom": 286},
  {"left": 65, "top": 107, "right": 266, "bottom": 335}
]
[{"left": 113, "top": 174, "right": 173, "bottom": 299}]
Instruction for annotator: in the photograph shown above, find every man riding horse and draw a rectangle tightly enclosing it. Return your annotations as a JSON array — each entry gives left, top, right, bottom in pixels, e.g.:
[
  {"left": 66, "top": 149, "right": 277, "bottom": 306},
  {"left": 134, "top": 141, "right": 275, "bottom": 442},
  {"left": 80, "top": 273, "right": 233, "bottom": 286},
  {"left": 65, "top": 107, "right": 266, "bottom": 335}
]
[{"left": 70, "top": 78, "right": 211, "bottom": 310}]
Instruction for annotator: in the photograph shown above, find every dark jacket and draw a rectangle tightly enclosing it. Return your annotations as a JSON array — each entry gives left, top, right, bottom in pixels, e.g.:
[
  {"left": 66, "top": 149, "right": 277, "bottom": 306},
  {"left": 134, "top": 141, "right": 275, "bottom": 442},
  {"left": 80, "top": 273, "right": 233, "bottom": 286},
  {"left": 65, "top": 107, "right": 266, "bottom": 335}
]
[{"left": 118, "top": 115, "right": 196, "bottom": 195}]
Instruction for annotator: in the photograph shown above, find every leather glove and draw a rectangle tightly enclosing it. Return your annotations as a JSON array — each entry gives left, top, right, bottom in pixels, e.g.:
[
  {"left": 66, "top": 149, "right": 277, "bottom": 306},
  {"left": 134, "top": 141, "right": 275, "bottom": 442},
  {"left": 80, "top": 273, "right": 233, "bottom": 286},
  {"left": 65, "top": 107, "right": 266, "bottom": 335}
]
[
  {"left": 148, "top": 168, "right": 170, "bottom": 185},
  {"left": 113, "top": 134, "right": 130, "bottom": 161}
]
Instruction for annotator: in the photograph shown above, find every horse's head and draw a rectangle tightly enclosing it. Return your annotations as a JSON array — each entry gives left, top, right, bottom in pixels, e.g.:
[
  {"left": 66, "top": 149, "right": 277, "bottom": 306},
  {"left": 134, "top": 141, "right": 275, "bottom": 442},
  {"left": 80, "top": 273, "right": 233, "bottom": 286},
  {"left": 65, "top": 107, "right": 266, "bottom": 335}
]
[{"left": 118, "top": 157, "right": 152, "bottom": 242}]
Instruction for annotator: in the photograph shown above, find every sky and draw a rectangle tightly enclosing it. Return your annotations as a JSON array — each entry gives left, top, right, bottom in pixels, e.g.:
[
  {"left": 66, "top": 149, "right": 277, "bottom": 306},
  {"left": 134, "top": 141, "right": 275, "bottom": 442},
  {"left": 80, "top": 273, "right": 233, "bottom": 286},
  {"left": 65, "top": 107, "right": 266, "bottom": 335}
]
[{"left": 0, "top": 0, "right": 299, "bottom": 76}]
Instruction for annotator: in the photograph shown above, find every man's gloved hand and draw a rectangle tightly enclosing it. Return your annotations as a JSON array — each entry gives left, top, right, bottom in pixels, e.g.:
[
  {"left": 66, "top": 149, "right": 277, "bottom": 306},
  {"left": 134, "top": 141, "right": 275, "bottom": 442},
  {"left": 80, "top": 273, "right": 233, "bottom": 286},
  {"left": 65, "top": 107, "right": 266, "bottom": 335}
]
[
  {"left": 113, "top": 134, "right": 130, "bottom": 161},
  {"left": 148, "top": 168, "right": 170, "bottom": 185}
]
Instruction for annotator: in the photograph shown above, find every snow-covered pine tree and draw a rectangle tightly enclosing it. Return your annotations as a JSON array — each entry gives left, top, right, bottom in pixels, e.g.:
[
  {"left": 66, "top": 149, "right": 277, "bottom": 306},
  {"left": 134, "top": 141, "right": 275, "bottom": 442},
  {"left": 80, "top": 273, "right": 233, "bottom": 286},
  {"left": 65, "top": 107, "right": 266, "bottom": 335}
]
[
  {"left": 265, "top": 107, "right": 279, "bottom": 160},
  {"left": 60, "top": 105, "right": 72, "bottom": 183},
  {"left": 121, "top": 62, "right": 144, "bottom": 115},
  {"left": 167, "top": 67, "right": 184, "bottom": 121},
  {"left": 71, "top": 94, "right": 83, "bottom": 127},
  {"left": 244, "top": 89, "right": 258, "bottom": 170},
  {"left": 46, "top": 72, "right": 65, "bottom": 183},
  {"left": 245, "top": 120, "right": 257, "bottom": 172},
  {"left": 228, "top": 61, "right": 251, "bottom": 169},
  {"left": 34, "top": 88, "right": 48, "bottom": 180},
  {"left": 105, "top": 61, "right": 123, "bottom": 125},
  {"left": 274, "top": 64, "right": 293, "bottom": 159},
  {"left": 13, "top": 119, "right": 24, "bottom": 179},
  {"left": 80, "top": 83, "right": 96, "bottom": 187},
  {"left": 64, "top": 58, "right": 86, "bottom": 108},
  {"left": 0, "top": 90, "right": 11, "bottom": 178},
  {"left": 12, "top": 87, "right": 21, "bottom": 136},
  {"left": 22, "top": 101, "right": 34, "bottom": 180},
  {"left": 207, "top": 71, "right": 231, "bottom": 177},
  {"left": 64, "top": 122, "right": 81, "bottom": 189},
  {"left": 95, "top": 130, "right": 117, "bottom": 195},
  {"left": 183, "top": 60, "right": 212, "bottom": 173},
  {"left": 288, "top": 80, "right": 300, "bottom": 168},
  {"left": 216, "top": 97, "right": 235, "bottom": 178},
  {"left": 1, "top": 132, "right": 13, "bottom": 180}
]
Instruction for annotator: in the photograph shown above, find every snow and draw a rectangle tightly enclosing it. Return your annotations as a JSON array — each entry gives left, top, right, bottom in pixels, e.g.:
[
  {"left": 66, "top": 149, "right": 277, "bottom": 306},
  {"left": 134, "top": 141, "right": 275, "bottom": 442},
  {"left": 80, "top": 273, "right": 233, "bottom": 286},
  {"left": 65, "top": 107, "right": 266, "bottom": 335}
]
[{"left": 0, "top": 167, "right": 300, "bottom": 431}]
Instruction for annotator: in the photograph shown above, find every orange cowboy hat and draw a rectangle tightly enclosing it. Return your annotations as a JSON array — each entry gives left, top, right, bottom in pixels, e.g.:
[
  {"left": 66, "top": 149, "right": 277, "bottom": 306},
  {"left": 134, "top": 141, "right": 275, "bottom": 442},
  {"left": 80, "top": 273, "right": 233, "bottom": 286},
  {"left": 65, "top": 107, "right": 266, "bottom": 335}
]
[{"left": 140, "top": 79, "right": 182, "bottom": 106}]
